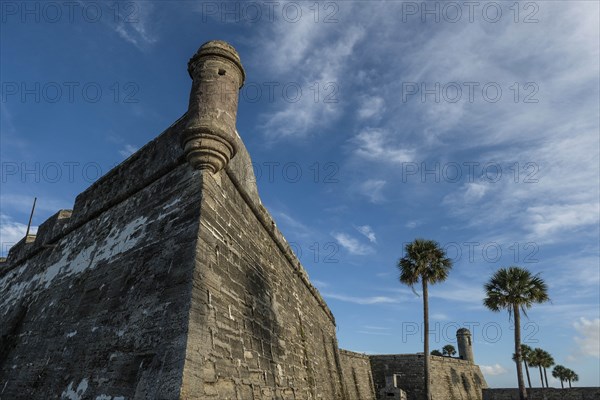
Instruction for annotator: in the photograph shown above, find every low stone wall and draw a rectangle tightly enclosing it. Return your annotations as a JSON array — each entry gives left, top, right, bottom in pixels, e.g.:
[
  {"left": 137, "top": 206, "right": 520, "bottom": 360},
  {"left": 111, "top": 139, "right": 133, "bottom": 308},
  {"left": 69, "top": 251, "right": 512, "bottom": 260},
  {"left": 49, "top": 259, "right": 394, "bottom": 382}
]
[
  {"left": 370, "top": 354, "right": 487, "bottom": 400},
  {"left": 339, "top": 350, "right": 376, "bottom": 400},
  {"left": 483, "top": 387, "right": 600, "bottom": 400}
]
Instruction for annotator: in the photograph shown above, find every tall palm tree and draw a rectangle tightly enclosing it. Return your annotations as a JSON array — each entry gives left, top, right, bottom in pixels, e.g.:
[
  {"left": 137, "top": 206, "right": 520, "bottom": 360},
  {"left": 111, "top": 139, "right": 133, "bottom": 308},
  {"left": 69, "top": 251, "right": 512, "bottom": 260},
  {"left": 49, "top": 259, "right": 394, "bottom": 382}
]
[
  {"left": 443, "top": 344, "right": 457, "bottom": 357},
  {"left": 512, "top": 344, "right": 533, "bottom": 388},
  {"left": 540, "top": 350, "right": 554, "bottom": 388},
  {"left": 552, "top": 365, "right": 567, "bottom": 389},
  {"left": 565, "top": 368, "right": 579, "bottom": 388},
  {"left": 483, "top": 266, "right": 550, "bottom": 400},
  {"left": 398, "top": 239, "right": 453, "bottom": 400},
  {"left": 528, "top": 348, "right": 546, "bottom": 387}
]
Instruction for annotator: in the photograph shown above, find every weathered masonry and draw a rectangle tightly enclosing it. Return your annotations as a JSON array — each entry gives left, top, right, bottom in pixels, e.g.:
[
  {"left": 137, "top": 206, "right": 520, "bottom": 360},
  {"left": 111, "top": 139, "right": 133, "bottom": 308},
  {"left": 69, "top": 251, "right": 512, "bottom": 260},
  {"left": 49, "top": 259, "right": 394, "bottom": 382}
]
[
  {"left": 0, "top": 40, "right": 488, "bottom": 400},
  {"left": 482, "top": 387, "right": 600, "bottom": 400},
  {"left": 370, "top": 329, "right": 487, "bottom": 400}
]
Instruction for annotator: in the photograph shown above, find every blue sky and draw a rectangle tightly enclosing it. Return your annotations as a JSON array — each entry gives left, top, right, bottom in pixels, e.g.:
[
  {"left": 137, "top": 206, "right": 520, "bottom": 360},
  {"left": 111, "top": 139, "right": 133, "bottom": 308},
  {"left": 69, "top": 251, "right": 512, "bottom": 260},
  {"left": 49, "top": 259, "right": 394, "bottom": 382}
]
[{"left": 1, "top": 0, "right": 599, "bottom": 388}]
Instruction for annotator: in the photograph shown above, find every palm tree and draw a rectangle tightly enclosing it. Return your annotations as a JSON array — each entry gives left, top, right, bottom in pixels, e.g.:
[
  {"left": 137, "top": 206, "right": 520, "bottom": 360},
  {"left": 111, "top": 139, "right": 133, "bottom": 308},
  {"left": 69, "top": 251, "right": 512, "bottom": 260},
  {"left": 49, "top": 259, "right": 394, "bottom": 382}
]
[
  {"left": 398, "top": 239, "right": 453, "bottom": 400},
  {"left": 443, "top": 344, "right": 457, "bottom": 357},
  {"left": 552, "top": 365, "right": 567, "bottom": 389},
  {"left": 565, "top": 368, "right": 579, "bottom": 388},
  {"left": 540, "top": 350, "right": 554, "bottom": 388},
  {"left": 483, "top": 266, "right": 550, "bottom": 400},
  {"left": 512, "top": 344, "right": 533, "bottom": 388},
  {"left": 528, "top": 348, "right": 546, "bottom": 387}
]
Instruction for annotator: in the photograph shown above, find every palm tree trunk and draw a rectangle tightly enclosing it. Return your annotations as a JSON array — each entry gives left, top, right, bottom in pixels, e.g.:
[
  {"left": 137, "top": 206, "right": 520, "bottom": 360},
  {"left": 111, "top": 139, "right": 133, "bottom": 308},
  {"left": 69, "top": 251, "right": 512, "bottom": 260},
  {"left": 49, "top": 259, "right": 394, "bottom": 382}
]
[
  {"left": 544, "top": 368, "right": 549, "bottom": 388},
  {"left": 538, "top": 366, "right": 544, "bottom": 387},
  {"left": 513, "top": 305, "right": 527, "bottom": 400},
  {"left": 423, "top": 280, "right": 431, "bottom": 400},
  {"left": 523, "top": 360, "right": 532, "bottom": 388},
  {"left": 568, "top": 380, "right": 572, "bottom": 388},
  {"left": 560, "top": 379, "right": 564, "bottom": 389}
]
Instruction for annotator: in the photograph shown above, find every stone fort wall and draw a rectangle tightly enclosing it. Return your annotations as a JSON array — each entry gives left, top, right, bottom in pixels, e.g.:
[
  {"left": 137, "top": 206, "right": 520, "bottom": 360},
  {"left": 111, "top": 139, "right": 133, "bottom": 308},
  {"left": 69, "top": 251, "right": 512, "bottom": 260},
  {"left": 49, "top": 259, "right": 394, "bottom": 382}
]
[
  {"left": 339, "top": 350, "right": 376, "bottom": 400},
  {"left": 483, "top": 388, "right": 600, "bottom": 400},
  {"left": 0, "top": 120, "right": 200, "bottom": 399},
  {"left": 178, "top": 139, "right": 347, "bottom": 399},
  {"left": 370, "top": 354, "right": 487, "bottom": 400}
]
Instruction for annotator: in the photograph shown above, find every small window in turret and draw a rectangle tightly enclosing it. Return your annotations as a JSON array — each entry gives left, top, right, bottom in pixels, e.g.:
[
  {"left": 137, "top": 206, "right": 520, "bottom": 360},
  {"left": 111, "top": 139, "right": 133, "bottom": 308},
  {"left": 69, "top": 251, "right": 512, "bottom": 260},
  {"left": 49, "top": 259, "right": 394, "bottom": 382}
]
[{"left": 218, "top": 69, "right": 226, "bottom": 75}]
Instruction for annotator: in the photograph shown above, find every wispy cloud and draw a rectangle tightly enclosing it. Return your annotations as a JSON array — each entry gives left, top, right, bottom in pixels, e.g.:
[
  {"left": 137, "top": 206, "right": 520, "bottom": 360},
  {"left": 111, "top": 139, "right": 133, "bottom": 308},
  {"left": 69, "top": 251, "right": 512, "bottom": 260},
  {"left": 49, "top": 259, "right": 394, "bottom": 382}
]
[
  {"left": 480, "top": 364, "right": 508, "bottom": 376},
  {"left": 357, "top": 96, "right": 386, "bottom": 120},
  {"left": 356, "top": 225, "right": 377, "bottom": 243},
  {"left": 431, "top": 313, "right": 449, "bottom": 321},
  {"left": 572, "top": 318, "right": 600, "bottom": 359},
  {"left": 358, "top": 179, "right": 386, "bottom": 204},
  {"left": 272, "top": 210, "right": 312, "bottom": 239},
  {"left": 358, "top": 330, "right": 393, "bottom": 336},
  {"left": 405, "top": 220, "right": 421, "bottom": 229},
  {"left": 312, "top": 280, "right": 329, "bottom": 289},
  {"left": 332, "top": 232, "right": 374, "bottom": 256},
  {"left": 256, "top": 5, "right": 365, "bottom": 139},
  {"left": 0, "top": 195, "right": 69, "bottom": 216},
  {"left": 110, "top": 1, "right": 157, "bottom": 50},
  {"left": 323, "top": 292, "right": 400, "bottom": 305},
  {"left": 0, "top": 214, "right": 36, "bottom": 256},
  {"left": 352, "top": 129, "right": 414, "bottom": 165},
  {"left": 119, "top": 144, "right": 138, "bottom": 158}
]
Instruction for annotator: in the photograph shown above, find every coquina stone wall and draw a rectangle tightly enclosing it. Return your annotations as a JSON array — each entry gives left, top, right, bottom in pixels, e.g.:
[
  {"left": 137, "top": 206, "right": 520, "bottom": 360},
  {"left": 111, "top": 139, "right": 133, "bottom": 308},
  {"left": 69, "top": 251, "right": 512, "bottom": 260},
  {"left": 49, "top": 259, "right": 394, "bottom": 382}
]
[
  {"left": 0, "top": 116, "right": 347, "bottom": 400},
  {"left": 338, "top": 350, "right": 376, "bottom": 400},
  {"left": 483, "top": 387, "right": 600, "bottom": 400},
  {"left": 178, "top": 139, "right": 347, "bottom": 399},
  {"left": 0, "top": 120, "right": 200, "bottom": 399},
  {"left": 370, "top": 354, "right": 488, "bottom": 400}
]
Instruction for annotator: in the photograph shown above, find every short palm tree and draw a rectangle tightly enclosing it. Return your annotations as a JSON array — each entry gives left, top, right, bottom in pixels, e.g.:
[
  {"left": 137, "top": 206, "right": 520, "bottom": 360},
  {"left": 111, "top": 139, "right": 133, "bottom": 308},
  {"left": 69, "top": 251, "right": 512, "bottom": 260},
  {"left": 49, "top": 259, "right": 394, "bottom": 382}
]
[
  {"left": 529, "top": 348, "right": 546, "bottom": 387},
  {"left": 540, "top": 350, "right": 554, "bottom": 388},
  {"left": 483, "top": 266, "right": 550, "bottom": 400},
  {"left": 398, "top": 239, "right": 453, "bottom": 400},
  {"left": 565, "top": 368, "right": 579, "bottom": 388},
  {"left": 443, "top": 344, "right": 457, "bottom": 357},
  {"left": 552, "top": 365, "right": 567, "bottom": 389},
  {"left": 512, "top": 344, "right": 533, "bottom": 388}
]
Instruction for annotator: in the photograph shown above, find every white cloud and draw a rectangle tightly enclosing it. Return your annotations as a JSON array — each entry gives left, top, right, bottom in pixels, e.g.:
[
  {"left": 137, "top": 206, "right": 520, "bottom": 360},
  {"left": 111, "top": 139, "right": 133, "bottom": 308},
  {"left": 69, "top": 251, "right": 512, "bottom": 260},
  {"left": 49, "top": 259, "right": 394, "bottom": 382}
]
[
  {"left": 431, "top": 313, "right": 449, "bottom": 321},
  {"left": 256, "top": 7, "right": 365, "bottom": 139},
  {"left": 323, "top": 292, "right": 399, "bottom": 305},
  {"left": 353, "top": 129, "right": 414, "bottom": 165},
  {"left": 443, "top": 182, "right": 489, "bottom": 207},
  {"left": 364, "top": 326, "right": 391, "bottom": 331},
  {"left": 312, "top": 280, "right": 329, "bottom": 289},
  {"left": 358, "top": 330, "right": 393, "bottom": 336},
  {"left": 0, "top": 214, "right": 37, "bottom": 256},
  {"left": 332, "top": 232, "right": 373, "bottom": 256},
  {"left": 526, "top": 203, "right": 599, "bottom": 241},
  {"left": 572, "top": 318, "right": 600, "bottom": 358},
  {"left": 405, "top": 220, "right": 420, "bottom": 229},
  {"left": 271, "top": 210, "right": 312, "bottom": 239},
  {"left": 110, "top": 1, "right": 157, "bottom": 50},
  {"left": 119, "top": 144, "right": 138, "bottom": 158},
  {"left": 359, "top": 179, "right": 386, "bottom": 204},
  {"left": 0, "top": 194, "right": 67, "bottom": 215},
  {"left": 480, "top": 364, "right": 508, "bottom": 376},
  {"left": 356, "top": 225, "right": 377, "bottom": 243},
  {"left": 358, "top": 96, "right": 385, "bottom": 120}
]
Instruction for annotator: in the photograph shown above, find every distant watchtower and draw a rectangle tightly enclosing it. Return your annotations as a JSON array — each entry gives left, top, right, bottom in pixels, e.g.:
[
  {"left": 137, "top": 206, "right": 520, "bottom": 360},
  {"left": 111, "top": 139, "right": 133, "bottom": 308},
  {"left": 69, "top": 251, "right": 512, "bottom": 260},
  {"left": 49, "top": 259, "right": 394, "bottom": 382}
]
[{"left": 457, "top": 328, "right": 474, "bottom": 363}]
